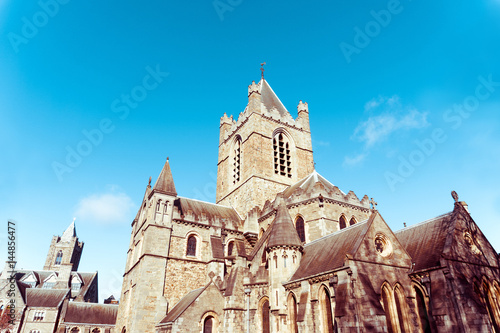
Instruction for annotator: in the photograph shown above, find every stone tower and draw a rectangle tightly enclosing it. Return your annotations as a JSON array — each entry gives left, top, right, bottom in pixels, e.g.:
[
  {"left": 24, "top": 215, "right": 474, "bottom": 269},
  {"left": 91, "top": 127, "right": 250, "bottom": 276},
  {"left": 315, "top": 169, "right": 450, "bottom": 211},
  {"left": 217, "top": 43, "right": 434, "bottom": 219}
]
[
  {"left": 115, "top": 158, "right": 175, "bottom": 333},
  {"left": 216, "top": 79, "right": 314, "bottom": 217},
  {"left": 43, "top": 220, "right": 83, "bottom": 272}
]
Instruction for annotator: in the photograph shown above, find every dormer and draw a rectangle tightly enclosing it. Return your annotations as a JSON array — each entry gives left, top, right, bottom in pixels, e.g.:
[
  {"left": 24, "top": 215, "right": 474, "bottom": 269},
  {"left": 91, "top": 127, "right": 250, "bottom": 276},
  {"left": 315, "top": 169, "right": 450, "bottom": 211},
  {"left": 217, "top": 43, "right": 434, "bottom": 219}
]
[
  {"left": 42, "top": 272, "right": 58, "bottom": 289},
  {"left": 21, "top": 271, "right": 39, "bottom": 288}
]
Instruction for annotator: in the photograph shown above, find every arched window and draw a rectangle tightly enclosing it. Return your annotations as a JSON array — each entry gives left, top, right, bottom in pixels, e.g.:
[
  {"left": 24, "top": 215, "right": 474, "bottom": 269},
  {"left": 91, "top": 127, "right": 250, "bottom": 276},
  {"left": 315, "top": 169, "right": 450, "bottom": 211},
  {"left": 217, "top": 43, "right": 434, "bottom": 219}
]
[
  {"left": 382, "top": 285, "right": 397, "bottom": 333},
  {"left": 394, "top": 286, "right": 409, "bottom": 333},
  {"left": 164, "top": 201, "right": 169, "bottom": 214},
  {"left": 70, "top": 328, "right": 80, "bottom": 333},
  {"left": 156, "top": 200, "right": 161, "bottom": 211},
  {"left": 349, "top": 217, "right": 356, "bottom": 226},
  {"left": 287, "top": 293, "right": 298, "bottom": 333},
  {"left": 261, "top": 298, "right": 270, "bottom": 333},
  {"left": 186, "top": 235, "right": 197, "bottom": 256},
  {"left": 232, "top": 137, "right": 241, "bottom": 184},
  {"left": 121, "top": 327, "right": 126, "bottom": 333},
  {"left": 414, "top": 286, "right": 431, "bottom": 333},
  {"left": 92, "top": 329, "right": 101, "bottom": 333},
  {"left": 55, "top": 250, "right": 63, "bottom": 265},
  {"left": 319, "top": 286, "right": 334, "bottom": 333},
  {"left": 483, "top": 281, "right": 500, "bottom": 332},
  {"left": 227, "top": 241, "right": 234, "bottom": 256},
  {"left": 273, "top": 132, "right": 292, "bottom": 178},
  {"left": 339, "top": 216, "right": 347, "bottom": 230},
  {"left": 295, "top": 217, "right": 305, "bottom": 242},
  {"left": 203, "top": 316, "right": 214, "bottom": 333}
]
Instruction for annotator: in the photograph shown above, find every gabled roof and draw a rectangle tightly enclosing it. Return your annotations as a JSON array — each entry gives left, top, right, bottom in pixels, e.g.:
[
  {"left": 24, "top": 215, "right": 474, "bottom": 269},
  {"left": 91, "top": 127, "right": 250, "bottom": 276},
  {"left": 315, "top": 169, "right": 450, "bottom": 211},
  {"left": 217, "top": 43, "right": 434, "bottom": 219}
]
[
  {"left": 259, "top": 79, "right": 290, "bottom": 117},
  {"left": 289, "top": 217, "right": 371, "bottom": 282},
  {"left": 394, "top": 212, "right": 453, "bottom": 271},
  {"left": 160, "top": 285, "right": 208, "bottom": 324},
  {"left": 281, "top": 170, "right": 342, "bottom": 198},
  {"left": 26, "top": 288, "right": 69, "bottom": 308},
  {"left": 61, "top": 220, "right": 77, "bottom": 242},
  {"left": 266, "top": 202, "right": 302, "bottom": 249},
  {"left": 176, "top": 197, "right": 242, "bottom": 225},
  {"left": 153, "top": 158, "right": 177, "bottom": 196},
  {"left": 63, "top": 302, "right": 118, "bottom": 325}
]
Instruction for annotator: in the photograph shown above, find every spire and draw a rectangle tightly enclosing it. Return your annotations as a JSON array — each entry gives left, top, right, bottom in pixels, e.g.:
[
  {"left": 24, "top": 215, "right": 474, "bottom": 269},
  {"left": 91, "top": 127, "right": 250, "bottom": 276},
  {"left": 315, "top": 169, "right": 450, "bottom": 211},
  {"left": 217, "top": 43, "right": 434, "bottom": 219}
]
[
  {"left": 61, "top": 219, "right": 77, "bottom": 242},
  {"left": 266, "top": 201, "right": 302, "bottom": 250},
  {"left": 152, "top": 157, "right": 177, "bottom": 196}
]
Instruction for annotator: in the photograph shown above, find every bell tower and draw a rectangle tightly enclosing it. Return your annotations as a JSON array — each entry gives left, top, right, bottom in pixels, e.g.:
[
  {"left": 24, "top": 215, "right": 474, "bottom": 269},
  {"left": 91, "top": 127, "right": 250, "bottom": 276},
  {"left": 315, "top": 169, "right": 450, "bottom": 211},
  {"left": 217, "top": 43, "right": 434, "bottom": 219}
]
[
  {"left": 43, "top": 220, "right": 83, "bottom": 272},
  {"left": 216, "top": 78, "right": 314, "bottom": 217}
]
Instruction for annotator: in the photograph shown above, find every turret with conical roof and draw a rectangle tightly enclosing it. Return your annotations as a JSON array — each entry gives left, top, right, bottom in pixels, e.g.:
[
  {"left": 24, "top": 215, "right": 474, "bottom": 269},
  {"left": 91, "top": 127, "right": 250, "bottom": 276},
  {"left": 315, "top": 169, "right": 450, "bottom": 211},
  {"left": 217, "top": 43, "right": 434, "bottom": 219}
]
[{"left": 266, "top": 199, "right": 303, "bottom": 314}]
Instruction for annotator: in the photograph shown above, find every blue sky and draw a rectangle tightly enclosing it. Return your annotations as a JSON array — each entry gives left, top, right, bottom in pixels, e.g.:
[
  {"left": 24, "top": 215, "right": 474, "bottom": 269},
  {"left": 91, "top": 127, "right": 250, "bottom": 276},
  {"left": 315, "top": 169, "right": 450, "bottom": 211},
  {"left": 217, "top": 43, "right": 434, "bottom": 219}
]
[{"left": 1, "top": 0, "right": 499, "bottom": 301}]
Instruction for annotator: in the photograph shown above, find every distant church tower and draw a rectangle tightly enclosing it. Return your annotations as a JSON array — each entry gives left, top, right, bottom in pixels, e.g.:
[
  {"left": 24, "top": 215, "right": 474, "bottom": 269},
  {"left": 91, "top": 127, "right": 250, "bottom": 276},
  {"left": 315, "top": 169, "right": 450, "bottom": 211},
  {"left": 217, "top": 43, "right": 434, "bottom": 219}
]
[
  {"left": 43, "top": 220, "right": 83, "bottom": 272},
  {"left": 216, "top": 77, "right": 314, "bottom": 217},
  {"left": 43, "top": 220, "right": 84, "bottom": 289}
]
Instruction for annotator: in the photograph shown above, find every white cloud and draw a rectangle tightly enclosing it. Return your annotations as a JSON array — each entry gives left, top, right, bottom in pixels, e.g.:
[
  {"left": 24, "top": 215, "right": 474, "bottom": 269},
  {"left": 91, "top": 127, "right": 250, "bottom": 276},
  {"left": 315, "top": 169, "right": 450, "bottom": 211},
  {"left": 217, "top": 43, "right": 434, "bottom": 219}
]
[
  {"left": 343, "top": 153, "right": 366, "bottom": 166},
  {"left": 75, "top": 190, "right": 135, "bottom": 224},
  {"left": 353, "top": 96, "right": 429, "bottom": 147}
]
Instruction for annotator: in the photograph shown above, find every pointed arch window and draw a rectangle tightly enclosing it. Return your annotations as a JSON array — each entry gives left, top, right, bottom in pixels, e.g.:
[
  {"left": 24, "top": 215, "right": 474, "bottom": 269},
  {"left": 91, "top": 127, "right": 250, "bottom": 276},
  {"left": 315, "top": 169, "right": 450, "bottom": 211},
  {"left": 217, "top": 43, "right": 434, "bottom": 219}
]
[
  {"left": 156, "top": 200, "right": 161, "bottom": 212},
  {"left": 414, "top": 286, "right": 431, "bottom": 333},
  {"left": 319, "top": 286, "right": 334, "bottom": 333},
  {"left": 339, "top": 216, "right": 347, "bottom": 230},
  {"left": 483, "top": 281, "right": 500, "bottom": 332},
  {"left": 382, "top": 285, "right": 397, "bottom": 333},
  {"left": 261, "top": 298, "right": 270, "bottom": 333},
  {"left": 287, "top": 293, "right": 298, "bottom": 333},
  {"left": 273, "top": 132, "right": 292, "bottom": 178},
  {"left": 186, "top": 235, "right": 197, "bottom": 256},
  {"left": 232, "top": 137, "right": 241, "bottom": 184},
  {"left": 55, "top": 250, "right": 63, "bottom": 265},
  {"left": 394, "top": 286, "right": 409, "bottom": 333},
  {"left": 295, "top": 217, "right": 305, "bottom": 242},
  {"left": 349, "top": 217, "right": 357, "bottom": 226}
]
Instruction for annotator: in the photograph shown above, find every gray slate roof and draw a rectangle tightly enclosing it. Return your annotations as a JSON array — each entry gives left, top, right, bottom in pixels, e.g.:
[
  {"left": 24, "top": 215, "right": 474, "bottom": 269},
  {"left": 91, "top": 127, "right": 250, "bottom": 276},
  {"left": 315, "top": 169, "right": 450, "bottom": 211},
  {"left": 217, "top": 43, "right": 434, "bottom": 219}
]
[
  {"left": 394, "top": 212, "right": 453, "bottom": 271},
  {"left": 26, "top": 288, "right": 68, "bottom": 307},
  {"left": 176, "top": 197, "right": 242, "bottom": 224},
  {"left": 153, "top": 158, "right": 177, "bottom": 196},
  {"left": 266, "top": 202, "right": 302, "bottom": 249},
  {"left": 160, "top": 286, "right": 207, "bottom": 323},
  {"left": 259, "top": 79, "right": 290, "bottom": 117},
  {"left": 289, "top": 218, "right": 370, "bottom": 282},
  {"left": 64, "top": 302, "right": 118, "bottom": 325}
]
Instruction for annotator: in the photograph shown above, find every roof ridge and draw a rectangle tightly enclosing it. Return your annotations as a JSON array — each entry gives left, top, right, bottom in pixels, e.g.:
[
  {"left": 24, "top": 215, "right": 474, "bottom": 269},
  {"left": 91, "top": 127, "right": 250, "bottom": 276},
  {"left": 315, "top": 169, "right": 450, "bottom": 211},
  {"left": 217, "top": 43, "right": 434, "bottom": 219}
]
[
  {"left": 304, "top": 219, "right": 369, "bottom": 247},
  {"left": 394, "top": 211, "right": 452, "bottom": 233}
]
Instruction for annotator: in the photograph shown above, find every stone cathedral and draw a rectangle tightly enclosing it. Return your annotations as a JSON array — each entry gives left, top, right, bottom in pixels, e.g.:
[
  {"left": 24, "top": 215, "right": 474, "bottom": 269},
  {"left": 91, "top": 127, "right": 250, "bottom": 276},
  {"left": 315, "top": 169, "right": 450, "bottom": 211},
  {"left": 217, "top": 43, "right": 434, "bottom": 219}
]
[{"left": 115, "top": 76, "right": 500, "bottom": 333}]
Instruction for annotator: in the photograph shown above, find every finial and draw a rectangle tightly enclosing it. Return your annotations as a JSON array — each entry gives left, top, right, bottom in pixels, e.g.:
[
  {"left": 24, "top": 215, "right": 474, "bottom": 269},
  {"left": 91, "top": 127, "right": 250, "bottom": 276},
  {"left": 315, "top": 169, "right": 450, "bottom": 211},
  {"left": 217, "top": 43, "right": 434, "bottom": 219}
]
[
  {"left": 451, "top": 190, "right": 459, "bottom": 202},
  {"left": 72, "top": 217, "right": 76, "bottom": 223},
  {"left": 148, "top": 176, "right": 152, "bottom": 186},
  {"left": 370, "top": 198, "right": 378, "bottom": 210},
  {"left": 260, "top": 62, "right": 266, "bottom": 79},
  {"left": 403, "top": 222, "right": 407, "bottom": 228},
  {"left": 167, "top": 157, "right": 169, "bottom": 161}
]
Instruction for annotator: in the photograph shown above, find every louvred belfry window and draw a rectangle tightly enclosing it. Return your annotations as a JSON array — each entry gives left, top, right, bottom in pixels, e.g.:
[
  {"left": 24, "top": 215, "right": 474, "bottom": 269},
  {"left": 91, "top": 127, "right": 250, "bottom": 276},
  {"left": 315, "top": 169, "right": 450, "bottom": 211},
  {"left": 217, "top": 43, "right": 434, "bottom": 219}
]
[
  {"left": 232, "top": 138, "right": 241, "bottom": 184},
  {"left": 273, "top": 133, "right": 291, "bottom": 178}
]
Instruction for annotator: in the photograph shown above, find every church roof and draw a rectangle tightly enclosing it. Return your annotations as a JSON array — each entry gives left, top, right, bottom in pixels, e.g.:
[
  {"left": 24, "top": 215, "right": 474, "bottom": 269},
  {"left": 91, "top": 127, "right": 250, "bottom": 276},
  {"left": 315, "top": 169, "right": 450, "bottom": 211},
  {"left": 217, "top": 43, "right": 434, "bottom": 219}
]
[
  {"left": 26, "top": 288, "right": 69, "bottom": 308},
  {"left": 176, "top": 197, "right": 242, "bottom": 225},
  {"left": 259, "top": 79, "right": 290, "bottom": 117},
  {"left": 153, "top": 158, "right": 177, "bottom": 196},
  {"left": 61, "top": 221, "right": 77, "bottom": 242},
  {"left": 63, "top": 302, "right": 118, "bottom": 325},
  {"left": 394, "top": 212, "right": 453, "bottom": 271},
  {"left": 281, "top": 170, "right": 342, "bottom": 198},
  {"left": 289, "top": 218, "right": 370, "bottom": 282},
  {"left": 160, "top": 285, "right": 207, "bottom": 324},
  {"left": 266, "top": 201, "right": 302, "bottom": 249}
]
